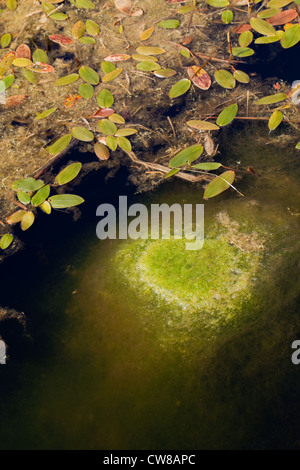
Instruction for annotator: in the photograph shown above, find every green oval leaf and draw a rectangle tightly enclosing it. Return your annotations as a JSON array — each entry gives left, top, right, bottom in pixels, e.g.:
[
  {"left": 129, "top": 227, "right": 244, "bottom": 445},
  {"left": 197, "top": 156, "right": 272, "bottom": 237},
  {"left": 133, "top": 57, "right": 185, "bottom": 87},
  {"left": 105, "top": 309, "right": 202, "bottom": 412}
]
[
  {"left": 39, "top": 200, "right": 52, "bottom": 214},
  {"left": 257, "top": 8, "right": 281, "bottom": 18},
  {"left": 207, "top": 0, "right": 229, "bottom": 6},
  {"left": 12, "top": 58, "right": 33, "bottom": 68},
  {"left": 101, "top": 61, "right": 116, "bottom": 74},
  {"left": 55, "top": 162, "right": 82, "bottom": 185},
  {"left": 78, "top": 83, "right": 94, "bottom": 99},
  {"left": 117, "top": 136, "right": 132, "bottom": 152},
  {"left": 214, "top": 69, "right": 236, "bottom": 88},
  {"left": 47, "top": 134, "right": 72, "bottom": 155},
  {"left": 6, "top": 210, "right": 26, "bottom": 225},
  {"left": 232, "top": 47, "right": 254, "bottom": 57},
  {"left": 280, "top": 24, "right": 300, "bottom": 48},
  {"left": 256, "top": 93, "right": 287, "bottom": 104},
  {"left": 221, "top": 10, "right": 233, "bottom": 24},
  {"left": 106, "top": 135, "right": 118, "bottom": 150},
  {"left": 169, "top": 78, "right": 191, "bottom": 98},
  {"left": 238, "top": 31, "right": 253, "bottom": 47},
  {"left": 295, "top": 142, "right": 300, "bottom": 150},
  {"left": 203, "top": 170, "right": 236, "bottom": 199},
  {"left": 32, "top": 48, "right": 48, "bottom": 64},
  {"left": 49, "top": 12, "right": 68, "bottom": 20},
  {"left": 94, "top": 142, "right": 110, "bottom": 160},
  {"left": 267, "top": 0, "right": 293, "bottom": 7},
  {"left": 136, "top": 46, "right": 166, "bottom": 55},
  {"left": 97, "top": 89, "right": 114, "bottom": 108},
  {"left": 1, "top": 74, "right": 15, "bottom": 89},
  {"left": 21, "top": 211, "right": 35, "bottom": 231},
  {"left": 216, "top": 103, "right": 238, "bottom": 126},
  {"left": 71, "top": 126, "right": 94, "bottom": 141},
  {"left": 11, "top": 178, "right": 44, "bottom": 192},
  {"left": 1, "top": 33, "right": 12, "bottom": 48},
  {"left": 35, "top": 107, "right": 57, "bottom": 120},
  {"left": 268, "top": 109, "right": 283, "bottom": 130},
  {"left": 21, "top": 68, "right": 38, "bottom": 84},
  {"left": 79, "top": 36, "right": 96, "bottom": 44},
  {"left": 98, "top": 119, "right": 117, "bottom": 135},
  {"left": 102, "top": 68, "right": 122, "bottom": 82},
  {"left": 186, "top": 120, "right": 220, "bottom": 131},
  {"left": 169, "top": 144, "right": 204, "bottom": 168},
  {"left": 233, "top": 70, "right": 250, "bottom": 83},
  {"left": 250, "top": 17, "right": 276, "bottom": 36},
  {"left": 6, "top": 0, "right": 17, "bottom": 11},
  {"left": 17, "top": 191, "right": 31, "bottom": 205},
  {"left": 54, "top": 73, "right": 79, "bottom": 86},
  {"left": 192, "top": 162, "right": 222, "bottom": 170},
  {"left": 48, "top": 194, "right": 85, "bottom": 209},
  {"left": 255, "top": 30, "right": 283, "bottom": 43},
  {"left": 114, "top": 128, "right": 138, "bottom": 137},
  {"left": 72, "top": 20, "right": 85, "bottom": 39},
  {"left": 79, "top": 66, "right": 99, "bottom": 85},
  {"left": 85, "top": 19, "right": 100, "bottom": 35},
  {"left": 136, "top": 61, "right": 161, "bottom": 71},
  {"left": 31, "top": 185, "right": 50, "bottom": 206},
  {"left": 157, "top": 19, "right": 180, "bottom": 29},
  {"left": 0, "top": 233, "right": 13, "bottom": 250},
  {"left": 75, "top": 0, "right": 95, "bottom": 8}
]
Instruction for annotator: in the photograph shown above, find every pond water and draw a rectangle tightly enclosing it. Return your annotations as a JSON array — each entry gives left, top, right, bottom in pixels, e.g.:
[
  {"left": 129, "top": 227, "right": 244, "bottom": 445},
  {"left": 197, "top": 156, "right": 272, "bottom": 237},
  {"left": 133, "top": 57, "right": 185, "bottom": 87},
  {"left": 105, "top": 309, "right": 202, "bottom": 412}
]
[{"left": 0, "top": 124, "right": 300, "bottom": 450}]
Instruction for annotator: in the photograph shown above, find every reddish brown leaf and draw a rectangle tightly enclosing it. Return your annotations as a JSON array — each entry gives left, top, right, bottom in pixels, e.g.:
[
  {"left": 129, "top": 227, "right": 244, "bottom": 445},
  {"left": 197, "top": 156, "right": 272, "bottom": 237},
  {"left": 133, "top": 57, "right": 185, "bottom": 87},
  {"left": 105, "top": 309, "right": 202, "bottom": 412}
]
[
  {"left": 15, "top": 44, "right": 31, "bottom": 60},
  {"left": 94, "top": 142, "right": 110, "bottom": 160},
  {"left": 167, "top": 0, "right": 189, "bottom": 3},
  {"left": 233, "top": 24, "right": 253, "bottom": 33},
  {"left": 64, "top": 94, "right": 82, "bottom": 108},
  {"left": 34, "top": 62, "right": 55, "bottom": 73},
  {"left": 130, "top": 7, "right": 143, "bottom": 16},
  {"left": 182, "top": 35, "right": 193, "bottom": 45},
  {"left": 49, "top": 34, "right": 73, "bottom": 45},
  {"left": 87, "top": 108, "right": 115, "bottom": 118},
  {"left": 266, "top": 9, "right": 298, "bottom": 26},
  {"left": 104, "top": 54, "right": 131, "bottom": 62},
  {"left": 114, "top": 0, "right": 132, "bottom": 14},
  {"left": 4, "top": 95, "right": 28, "bottom": 108},
  {"left": 188, "top": 66, "right": 211, "bottom": 90}
]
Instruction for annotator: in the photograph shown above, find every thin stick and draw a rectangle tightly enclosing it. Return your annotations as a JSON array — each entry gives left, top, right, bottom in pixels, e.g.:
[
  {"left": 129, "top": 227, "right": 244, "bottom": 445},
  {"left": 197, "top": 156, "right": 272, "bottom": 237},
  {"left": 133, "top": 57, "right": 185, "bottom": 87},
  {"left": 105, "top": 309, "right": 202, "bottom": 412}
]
[{"left": 167, "top": 116, "right": 176, "bottom": 140}]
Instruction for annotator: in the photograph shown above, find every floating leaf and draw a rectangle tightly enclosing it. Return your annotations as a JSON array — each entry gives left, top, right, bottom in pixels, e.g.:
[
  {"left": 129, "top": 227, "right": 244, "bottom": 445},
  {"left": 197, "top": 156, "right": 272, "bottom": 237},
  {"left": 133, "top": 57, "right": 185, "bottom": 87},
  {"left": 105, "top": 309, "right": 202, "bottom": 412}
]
[
  {"left": 16, "top": 44, "right": 31, "bottom": 59},
  {"left": 1, "top": 34, "right": 11, "bottom": 48},
  {"left": 32, "top": 49, "right": 48, "bottom": 64},
  {"left": 257, "top": 8, "right": 281, "bottom": 18},
  {"left": 268, "top": 109, "right": 283, "bottom": 130},
  {"left": 35, "top": 107, "right": 57, "bottom": 120},
  {"left": 79, "top": 66, "right": 99, "bottom": 85},
  {"left": 214, "top": 69, "right": 236, "bottom": 88},
  {"left": 12, "top": 58, "right": 33, "bottom": 67},
  {"left": 267, "top": 0, "right": 293, "bottom": 7},
  {"left": 108, "top": 113, "right": 125, "bottom": 124},
  {"left": 17, "top": 191, "right": 31, "bottom": 205},
  {"left": 97, "top": 89, "right": 114, "bottom": 108},
  {"left": 137, "top": 61, "right": 161, "bottom": 71},
  {"left": 180, "top": 48, "right": 190, "bottom": 58},
  {"left": 72, "top": 20, "right": 85, "bottom": 38},
  {"left": 192, "top": 162, "right": 222, "bottom": 170},
  {"left": 115, "top": 128, "right": 137, "bottom": 136},
  {"left": 71, "top": 126, "right": 94, "bottom": 141},
  {"left": 102, "top": 68, "right": 122, "bottom": 82},
  {"left": 169, "top": 144, "right": 204, "bottom": 168},
  {"left": 280, "top": 24, "right": 300, "bottom": 48},
  {"left": 64, "top": 94, "right": 82, "bottom": 108},
  {"left": 187, "top": 120, "right": 220, "bottom": 130},
  {"left": 39, "top": 201, "right": 52, "bottom": 214},
  {"left": 216, "top": 103, "right": 238, "bottom": 126},
  {"left": 136, "top": 46, "right": 165, "bottom": 55},
  {"left": 11, "top": 178, "right": 44, "bottom": 192},
  {"left": 250, "top": 17, "right": 276, "bottom": 35},
  {"left": 232, "top": 47, "right": 254, "bottom": 57},
  {"left": 233, "top": 69, "right": 250, "bottom": 83},
  {"left": 49, "top": 34, "right": 73, "bottom": 45},
  {"left": 267, "top": 9, "right": 298, "bottom": 25},
  {"left": 21, "top": 68, "right": 38, "bottom": 84},
  {"left": 255, "top": 30, "right": 283, "bottom": 43},
  {"left": 106, "top": 135, "right": 118, "bottom": 150},
  {"left": 238, "top": 31, "right": 253, "bottom": 47},
  {"left": 117, "top": 136, "right": 132, "bottom": 151},
  {"left": 31, "top": 185, "right": 50, "bottom": 206},
  {"left": 6, "top": 210, "right": 26, "bottom": 224},
  {"left": 222, "top": 10, "right": 233, "bottom": 23},
  {"left": 78, "top": 83, "right": 94, "bottom": 99},
  {"left": 187, "top": 66, "right": 211, "bottom": 90},
  {"left": 295, "top": 142, "right": 300, "bottom": 150},
  {"left": 76, "top": 0, "right": 95, "bottom": 8},
  {"left": 169, "top": 78, "right": 191, "bottom": 98},
  {"left": 6, "top": 0, "right": 17, "bottom": 11},
  {"left": 1, "top": 74, "right": 14, "bottom": 89},
  {"left": 207, "top": 0, "right": 229, "bottom": 6},
  {"left": 21, "top": 211, "right": 35, "bottom": 231},
  {"left": 47, "top": 134, "right": 72, "bottom": 155},
  {"left": 132, "top": 54, "right": 158, "bottom": 62},
  {"left": 104, "top": 54, "right": 131, "bottom": 62},
  {"left": 88, "top": 108, "right": 114, "bottom": 118},
  {"left": 94, "top": 142, "right": 110, "bottom": 160},
  {"left": 177, "top": 5, "right": 195, "bottom": 13},
  {"left": 140, "top": 26, "right": 154, "bottom": 41},
  {"left": 79, "top": 37, "right": 96, "bottom": 44},
  {"left": 153, "top": 68, "right": 177, "bottom": 78},
  {"left": 164, "top": 168, "right": 180, "bottom": 179},
  {"left": 49, "top": 12, "right": 68, "bottom": 20},
  {"left": 157, "top": 19, "right": 180, "bottom": 29},
  {"left": 98, "top": 119, "right": 117, "bottom": 135},
  {"left": 101, "top": 61, "right": 116, "bottom": 74},
  {"left": 85, "top": 19, "right": 100, "bottom": 35},
  {"left": 203, "top": 170, "right": 236, "bottom": 199},
  {"left": 55, "top": 73, "right": 79, "bottom": 86},
  {"left": 0, "top": 234, "right": 13, "bottom": 250},
  {"left": 255, "top": 93, "right": 287, "bottom": 104},
  {"left": 48, "top": 194, "right": 84, "bottom": 208},
  {"left": 55, "top": 162, "right": 82, "bottom": 185},
  {"left": 0, "top": 51, "right": 15, "bottom": 78}
]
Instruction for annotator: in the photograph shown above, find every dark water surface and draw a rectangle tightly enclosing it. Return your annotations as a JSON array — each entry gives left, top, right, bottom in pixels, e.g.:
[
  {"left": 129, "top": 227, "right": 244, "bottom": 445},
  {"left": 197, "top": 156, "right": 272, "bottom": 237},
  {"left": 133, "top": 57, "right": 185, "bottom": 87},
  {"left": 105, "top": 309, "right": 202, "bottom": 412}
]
[{"left": 0, "top": 124, "right": 300, "bottom": 450}]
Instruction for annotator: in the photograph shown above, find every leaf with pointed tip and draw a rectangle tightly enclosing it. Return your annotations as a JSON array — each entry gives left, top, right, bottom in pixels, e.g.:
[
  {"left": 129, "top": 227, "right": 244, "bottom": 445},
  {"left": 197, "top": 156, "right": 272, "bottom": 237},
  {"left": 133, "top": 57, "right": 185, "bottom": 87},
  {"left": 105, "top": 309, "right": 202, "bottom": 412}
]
[
  {"left": 187, "top": 120, "right": 220, "bottom": 130},
  {"left": 49, "top": 12, "right": 68, "bottom": 20},
  {"left": 72, "top": 20, "right": 85, "bottom": 38},
  {"left": 55, "top": 73, "right": 79, "bottom": 86},
  {"left": 153, "top": 68, "right": 177, "bottom": 78},
  {"left": 31, "top": 185, "right": 50, "bottom": 206},
  {"left": 214, "top": 69, "right": 236, "bottom": 88},
  {"left": 115, "top": 128, "right": 137, "bottom": 136},
  {"left": 257, "top": 8, "right": 281, "bottom": 18},
  {"left": 254, "top": 30, "right": 283, "bottom": 43},
  {"left": 49, "top": 34, "right": 73, "bottom": 45},
  {"left": 267, "top": 0, "right": 293, "bottom": 7},
  {"left": 187, "top": 66, "right": 211, "bottom": 90},
  {"left": 35, "top": 107, "right": 57, "bottom": 120},
  {"left": 104, "top": 54, "right": 131, "bottom": 62},
  {"left": 137, "top": 61, "right": 161, "bottom": 71},
  {"left": 0, "top": 233, "right": 13, "bottom": 250},
  {"left": 216, "top": 103, "right": 238, "bottom": 126},
  {"left": 268, "top": 110, "right": 283, "bottom": 130},
  {"left": 11, "top": 178, "right": 44, "bottom": 192},
  {"left": 192, "top": 162, "right": 222, "bottom": 170},
  {"left": 94, "top": 142, "right": 110, "bottom": 160},
  {"left": 21, "top": 211, "right": 35, "bottom": 231},
  {"left": 108, "top": 113, "right": 125, "bottom": 124},
  {"left": 76, "top": 0, "right": 95, "bottom": 8},
  {"left": 97, "top": 89, "right": 114, "bottom": 108},
  {"left": 280, "top": 24, "right": 300, "bottom": 48},
  {"left": 71, "top": 127, "right": 94, "bottom": 141},
  {"left": 169, "top": 78, "right": 191, "bottom": 98},
  {"left": 117, "top": 136, "right": 132, "bottom": 151},
  {"left": 79, "top": 36, "right": 96, "bottom": 44},
  {"left": 157, "top": 19, "right": 180, "bottom": 29},
  {"left": 48, "top": 194, "right": 84, "bottom": 208},
  {"left": 39, "top": 200, "right": 52, "bottom": 214},
  {"left": 233, "top": 70, "right": 250, "bottom": 83},
  {"left": 296, "top": 142, "right": 300, "bottom": 150},
  {"left": 203, "top": 171, "right": 236, "bottom": 199},
  {"left": 239, "top": 31, "right": 253, "bottom": 47},
  {"left": 250, "top": 17, "right": 276, "bottom": 35},
  {"left": 47, "top": 134, "right": 72, "bottom": 155},
  {"left": 32, "top": 48, "right": 48, "bottom": 64},
  {"left": 12, "top": 58, "right": 33, "bottom": 67},
  {"left": 78, "top": 83, "right": 94, "bottom": 99},
  {"left": 136, "top": 46, "right": 165, "bottom": 55},
  {"left": 164, "top": 168, "right": 180, "bottom": 179},
  {"left": 140, "top": 26, "right": 154, "bottom": 41},
  {"left": 232, "top": 47, "right": 254, "bottom": 57},
  {"left": 169, "top": 144, "right": 204, "bottom": 168},
  {"left": 98, "top": 119, "right": 117, "bottom": 135},
  {"left": 101, "top": 61, "right": 116, "bottom": 74},
  {"left": 106, "top": 135, "right": 118, "bottom": 150},
  {"left": 6, "top": 210, "right": 26, "bottom": 225},
  {"left": 79, "top": 66, "right": 99, "bottom": 85},
  {"left": 55, "top": 162, "right": 82, "bottom": 185},
  {"left": 85, "top": 19, "right": 100, "bottom": 35},
  {"left": 256, "top": 93, "right": 287, "bottom": 104},
  {"left": 102, "top": 68, "right": 122, "bottom": 82},
  {"left": 17, "top": 191, "right": 31, "bottom": 205}
]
